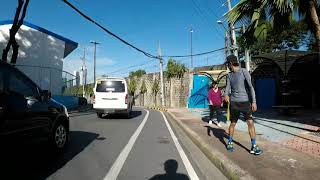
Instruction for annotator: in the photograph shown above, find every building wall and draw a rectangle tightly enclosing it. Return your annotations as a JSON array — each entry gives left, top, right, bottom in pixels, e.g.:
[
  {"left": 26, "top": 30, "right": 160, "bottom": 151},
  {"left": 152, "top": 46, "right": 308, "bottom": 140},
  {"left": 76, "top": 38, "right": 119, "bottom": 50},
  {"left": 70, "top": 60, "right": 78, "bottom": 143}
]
[{"left": 0, "top": 24, "right": 66, "bottom": 95}]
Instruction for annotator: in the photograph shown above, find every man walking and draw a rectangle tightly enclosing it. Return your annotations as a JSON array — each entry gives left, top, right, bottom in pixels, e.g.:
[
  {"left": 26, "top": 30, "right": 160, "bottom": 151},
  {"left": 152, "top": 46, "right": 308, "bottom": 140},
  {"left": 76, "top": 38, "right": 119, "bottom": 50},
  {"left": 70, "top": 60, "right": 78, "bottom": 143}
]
[{"left": 223, "top": 55, "right": 262, "bottom": 155}]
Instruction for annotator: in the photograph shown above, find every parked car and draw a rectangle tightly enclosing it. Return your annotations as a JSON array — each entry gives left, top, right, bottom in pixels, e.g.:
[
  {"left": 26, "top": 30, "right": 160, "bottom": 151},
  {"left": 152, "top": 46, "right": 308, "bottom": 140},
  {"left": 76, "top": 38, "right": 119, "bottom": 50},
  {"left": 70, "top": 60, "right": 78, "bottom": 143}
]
[
  {"left": 93, "top": 77, "right": 133, "bottom": 118},
  {"left": 0, "top": 60, "right": 69, "bottom": 151}
]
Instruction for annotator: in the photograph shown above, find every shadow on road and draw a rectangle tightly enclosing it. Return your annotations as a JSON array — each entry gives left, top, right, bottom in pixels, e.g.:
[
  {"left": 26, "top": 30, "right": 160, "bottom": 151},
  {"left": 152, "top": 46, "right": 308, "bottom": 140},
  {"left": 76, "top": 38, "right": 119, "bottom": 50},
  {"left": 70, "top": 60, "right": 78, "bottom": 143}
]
[
  {"left": 0, "top": 131, "right": 103, "bottom": 180},
  {"left": 69, "top": 111, "right": 96, "bottom": 117},
  {"left": 205, "top": 126, "right": 250, "bottom": 153},
  {"left": 148, "top": 159, "right": 190, "bottom": 180},
  {"left": 102, "top": 110, "right": 142, "bottom": 119}
]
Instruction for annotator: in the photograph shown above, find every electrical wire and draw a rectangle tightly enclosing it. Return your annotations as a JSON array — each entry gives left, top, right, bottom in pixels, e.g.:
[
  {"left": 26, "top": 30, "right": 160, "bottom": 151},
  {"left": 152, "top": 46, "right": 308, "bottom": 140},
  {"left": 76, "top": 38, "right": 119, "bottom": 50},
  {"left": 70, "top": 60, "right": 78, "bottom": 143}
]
[
  {"left": 162, "top": 47, "right": 225, "bottom": 58},
  {"left": 62, "top": 0, "right": 227, "bottom": 69},
  {"left": 62, "top": 0, "right": 159, "bottom": 59},
  {"left": 190, "top": 0, "right": 224, "bottom": 37}
]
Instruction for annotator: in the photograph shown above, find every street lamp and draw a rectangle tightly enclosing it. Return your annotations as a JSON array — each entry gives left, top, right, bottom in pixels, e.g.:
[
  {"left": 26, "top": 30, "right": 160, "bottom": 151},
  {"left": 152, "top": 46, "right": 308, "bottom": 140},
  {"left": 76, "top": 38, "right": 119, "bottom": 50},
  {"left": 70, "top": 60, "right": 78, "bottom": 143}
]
[
  {"left": 217, "top": 20, "right": 226, "bottom": 30},
  {"left": 217, "top": 20, "right": 238, "bottom": 58}
]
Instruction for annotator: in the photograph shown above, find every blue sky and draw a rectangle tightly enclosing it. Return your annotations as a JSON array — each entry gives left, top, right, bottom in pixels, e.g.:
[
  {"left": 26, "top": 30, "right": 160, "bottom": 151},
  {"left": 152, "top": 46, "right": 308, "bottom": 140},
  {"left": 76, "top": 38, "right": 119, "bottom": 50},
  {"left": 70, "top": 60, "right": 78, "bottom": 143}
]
[{"left": 0, "top": 0, "right": 236, "bottom": 82}]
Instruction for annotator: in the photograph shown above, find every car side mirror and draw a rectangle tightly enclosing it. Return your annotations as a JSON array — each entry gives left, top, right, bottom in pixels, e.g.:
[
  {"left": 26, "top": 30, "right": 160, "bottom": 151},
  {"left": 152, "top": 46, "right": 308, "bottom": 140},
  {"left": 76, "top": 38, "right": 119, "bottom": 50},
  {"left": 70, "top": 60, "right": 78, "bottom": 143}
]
[{"left": 41, "top": 90, "right": 51, "bottom": 101}]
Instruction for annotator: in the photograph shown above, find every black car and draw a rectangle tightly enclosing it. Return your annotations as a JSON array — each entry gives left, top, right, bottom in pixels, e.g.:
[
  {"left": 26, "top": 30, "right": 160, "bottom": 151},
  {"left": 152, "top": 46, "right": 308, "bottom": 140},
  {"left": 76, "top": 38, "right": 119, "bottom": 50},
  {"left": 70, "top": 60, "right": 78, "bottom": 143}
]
[{"left": 0, "top": 60, "right": 69, "bottom": 151}]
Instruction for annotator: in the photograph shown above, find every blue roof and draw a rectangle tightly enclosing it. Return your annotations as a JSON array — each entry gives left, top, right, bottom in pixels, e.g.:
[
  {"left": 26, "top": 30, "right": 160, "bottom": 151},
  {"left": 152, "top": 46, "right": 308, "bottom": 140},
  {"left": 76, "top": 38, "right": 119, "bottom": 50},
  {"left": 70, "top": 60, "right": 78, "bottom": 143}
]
[{"left": 0, "top": 20, "right": 78, "bottom": 47}]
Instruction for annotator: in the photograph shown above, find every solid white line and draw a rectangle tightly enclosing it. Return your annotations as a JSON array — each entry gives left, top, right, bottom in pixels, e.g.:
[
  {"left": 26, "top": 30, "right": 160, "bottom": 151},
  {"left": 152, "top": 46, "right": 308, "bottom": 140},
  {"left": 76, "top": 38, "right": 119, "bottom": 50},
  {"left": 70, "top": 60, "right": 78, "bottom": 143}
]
[
  {"left": 160, "top": 112, "right": 200, "bottom": 180},
  {"left": 103, "top": 110, "right": 150, "bottom": 180}
]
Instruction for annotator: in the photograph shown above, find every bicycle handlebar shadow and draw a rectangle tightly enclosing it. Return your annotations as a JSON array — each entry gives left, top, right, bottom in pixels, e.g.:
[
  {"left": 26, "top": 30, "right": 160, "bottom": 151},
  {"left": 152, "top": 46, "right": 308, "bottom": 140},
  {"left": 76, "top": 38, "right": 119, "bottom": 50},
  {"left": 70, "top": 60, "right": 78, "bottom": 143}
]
[{"left": 149, "top": 159, "right": 190, "bottom": 180}]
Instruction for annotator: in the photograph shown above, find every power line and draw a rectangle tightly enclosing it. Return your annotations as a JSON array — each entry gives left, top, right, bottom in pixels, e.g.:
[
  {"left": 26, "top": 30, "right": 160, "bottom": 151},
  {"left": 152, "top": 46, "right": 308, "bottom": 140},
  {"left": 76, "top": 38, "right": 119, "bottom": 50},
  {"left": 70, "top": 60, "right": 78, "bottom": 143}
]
[
  {"left": 109, "top": 60, "right": 155, "bottom": 74},
  {"left": 63, "top": 0, "right": 227, "bottom": 69},
  {"left": 190, "top": 0, "right": 224, "bottom": 38},
  {"left": 195, "top": 0, "right": 220, "bottom": 20},
  {"left": 162, "top": 47, "right": 225, "bottom": 58},
  {"left": 62, "top": 0, "right": 159, "bottom": 59}
]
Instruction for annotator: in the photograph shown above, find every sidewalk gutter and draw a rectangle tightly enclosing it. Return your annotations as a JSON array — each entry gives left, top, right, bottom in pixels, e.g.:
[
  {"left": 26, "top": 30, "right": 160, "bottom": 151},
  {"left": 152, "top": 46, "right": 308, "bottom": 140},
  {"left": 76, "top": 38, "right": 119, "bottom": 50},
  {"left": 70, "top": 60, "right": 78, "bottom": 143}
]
[{"left": 166, "top": 111, "right": 255, "bottom": 180}]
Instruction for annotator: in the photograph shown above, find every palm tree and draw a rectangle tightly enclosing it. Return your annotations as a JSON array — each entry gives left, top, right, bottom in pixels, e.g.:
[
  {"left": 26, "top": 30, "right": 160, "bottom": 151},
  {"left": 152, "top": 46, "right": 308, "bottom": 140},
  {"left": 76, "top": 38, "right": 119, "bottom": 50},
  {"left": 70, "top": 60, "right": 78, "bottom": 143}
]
[
  {"left": 152, "top": 80, "right": 160, "bottom": 106},
  {"left": 128, "top": 78, "right": 137, "bottom": 105},
  {"left": 176, "top": 63, "right": 187, "bottom": 107},
  {"left": 140, "top": 80, "right": 147, "bottom": 106},
  {"left": 166, "top": 58, "right": 176, "bottom": 107},
  {"left": 228, "top": 0, "right": 320, "bottom": 51}
]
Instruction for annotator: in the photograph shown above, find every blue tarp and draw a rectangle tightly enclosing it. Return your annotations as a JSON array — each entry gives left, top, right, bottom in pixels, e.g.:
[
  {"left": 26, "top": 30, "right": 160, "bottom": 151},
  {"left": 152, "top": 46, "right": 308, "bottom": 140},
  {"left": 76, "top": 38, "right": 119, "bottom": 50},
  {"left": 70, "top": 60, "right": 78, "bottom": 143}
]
[
  {"left": 188, "top": 75, "right": 210, "bottom": 108},
  {"left": 52, "top": 95, "right": 79, "bottom": 110}
]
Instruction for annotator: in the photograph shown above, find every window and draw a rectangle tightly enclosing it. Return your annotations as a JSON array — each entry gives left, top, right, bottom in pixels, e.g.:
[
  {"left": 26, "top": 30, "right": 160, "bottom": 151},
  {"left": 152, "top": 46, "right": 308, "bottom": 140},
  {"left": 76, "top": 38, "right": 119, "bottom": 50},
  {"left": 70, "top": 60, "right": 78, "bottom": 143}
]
[
  {"left": 8, "top": 70, "right": 38, "bottom": 98},
  {"left": 96, "top": 81, "right": 125, "bottom": 92}
]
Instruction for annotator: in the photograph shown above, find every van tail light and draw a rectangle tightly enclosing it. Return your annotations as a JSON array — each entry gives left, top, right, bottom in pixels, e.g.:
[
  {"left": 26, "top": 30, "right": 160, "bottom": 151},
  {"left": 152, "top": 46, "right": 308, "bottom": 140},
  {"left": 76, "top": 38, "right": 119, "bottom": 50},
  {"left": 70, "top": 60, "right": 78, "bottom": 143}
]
[
  {"left": 92, "top": 94, "right": 96, "bottom": 104},
  {"left": 125, "top": 94, "right": 128, "bottom": 104}
]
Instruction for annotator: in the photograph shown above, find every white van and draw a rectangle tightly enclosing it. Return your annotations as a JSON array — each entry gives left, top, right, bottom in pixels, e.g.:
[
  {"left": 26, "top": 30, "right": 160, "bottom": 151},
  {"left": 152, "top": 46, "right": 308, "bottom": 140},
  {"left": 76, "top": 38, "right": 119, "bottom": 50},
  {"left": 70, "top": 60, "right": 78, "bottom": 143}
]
[{"left": 93, "top": 77, "right": 133, "bottom": 118}]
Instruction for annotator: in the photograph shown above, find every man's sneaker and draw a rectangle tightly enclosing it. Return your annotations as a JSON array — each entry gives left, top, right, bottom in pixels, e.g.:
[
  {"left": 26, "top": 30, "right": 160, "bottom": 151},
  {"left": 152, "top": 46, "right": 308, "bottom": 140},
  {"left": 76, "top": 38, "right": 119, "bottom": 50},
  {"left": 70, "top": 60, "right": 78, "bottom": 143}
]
[
  {"left": 208, "top": 120, "right": 213, "bottom": 125},
  {"left": 250, "top": 145, "right": 263, "bottom": 155},
  {"left": 227, "top": 142, "right": 234, "bottom": 152}
]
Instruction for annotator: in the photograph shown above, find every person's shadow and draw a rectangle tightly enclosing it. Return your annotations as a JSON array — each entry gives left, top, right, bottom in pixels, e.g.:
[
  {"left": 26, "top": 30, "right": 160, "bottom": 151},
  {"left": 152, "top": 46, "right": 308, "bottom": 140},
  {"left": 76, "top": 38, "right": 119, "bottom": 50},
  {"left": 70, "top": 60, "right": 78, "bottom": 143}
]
[
  {"left": 205, "top": 126, "right": 251, "bottom": 153},
  {"left": 149, "top": 159, "right": 190, "bottom": 180}
]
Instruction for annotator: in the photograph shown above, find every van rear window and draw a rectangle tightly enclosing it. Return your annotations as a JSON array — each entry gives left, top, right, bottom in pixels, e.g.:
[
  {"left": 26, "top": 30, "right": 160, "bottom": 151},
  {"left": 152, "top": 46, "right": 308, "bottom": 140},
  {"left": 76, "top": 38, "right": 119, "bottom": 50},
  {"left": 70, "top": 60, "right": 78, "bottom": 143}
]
[{"left": 96, "top": 81, "right": 125, "bottom": 92}]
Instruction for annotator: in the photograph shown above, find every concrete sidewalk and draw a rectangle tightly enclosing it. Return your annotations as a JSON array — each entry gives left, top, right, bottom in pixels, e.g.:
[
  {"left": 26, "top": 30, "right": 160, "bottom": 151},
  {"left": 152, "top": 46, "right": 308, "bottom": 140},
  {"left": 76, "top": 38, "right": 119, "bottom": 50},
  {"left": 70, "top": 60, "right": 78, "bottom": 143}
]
[{"left": 167, "top": 108, "right": 320, "bottom": 180}]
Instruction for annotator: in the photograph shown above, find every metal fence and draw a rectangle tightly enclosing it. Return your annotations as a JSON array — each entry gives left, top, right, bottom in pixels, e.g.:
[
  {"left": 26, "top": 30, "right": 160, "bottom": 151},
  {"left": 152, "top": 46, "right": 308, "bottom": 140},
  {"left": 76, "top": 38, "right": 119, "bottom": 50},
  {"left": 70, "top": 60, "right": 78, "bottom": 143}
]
[{"left": 13, "top": 64, "right": 77, "bottom": 95}]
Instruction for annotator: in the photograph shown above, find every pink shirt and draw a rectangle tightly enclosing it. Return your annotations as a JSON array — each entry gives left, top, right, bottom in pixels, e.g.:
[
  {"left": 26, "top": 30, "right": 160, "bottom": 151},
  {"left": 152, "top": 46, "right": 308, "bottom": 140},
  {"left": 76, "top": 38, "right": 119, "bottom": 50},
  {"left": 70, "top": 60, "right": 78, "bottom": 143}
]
[{"left": 208, "top": 88, "right": 222, "bottom": 106}]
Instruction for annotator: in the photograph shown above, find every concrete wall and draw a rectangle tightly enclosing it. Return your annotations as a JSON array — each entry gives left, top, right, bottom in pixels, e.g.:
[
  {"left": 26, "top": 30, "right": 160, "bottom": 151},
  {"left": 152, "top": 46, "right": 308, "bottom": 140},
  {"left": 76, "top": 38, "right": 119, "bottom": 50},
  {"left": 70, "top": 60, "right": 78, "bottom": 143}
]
[
  {"left": 131, "top": 72, "right": 190, "bottom": 108},
  {"left": 0, "top": 24, "right": 69, "bottom": 95}
]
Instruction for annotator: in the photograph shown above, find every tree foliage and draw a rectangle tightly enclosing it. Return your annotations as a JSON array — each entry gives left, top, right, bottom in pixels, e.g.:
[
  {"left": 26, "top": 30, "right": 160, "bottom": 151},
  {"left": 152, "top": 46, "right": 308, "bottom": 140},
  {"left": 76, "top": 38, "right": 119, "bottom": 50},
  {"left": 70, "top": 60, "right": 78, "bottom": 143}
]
[
  {"left": 166, "top": 58, "right": 187, "bottom": 79},
  {"left": 227, "top": 0, "right": 320, "bottom": 51},
  {"left": 128, "top": 78, "right": 137, "bottom": 96},
  {"left": 152, "top": 80, "right": 160, "bottom": 95},
  {"left": 140, "top": 80, "right": 147, "bottom": 94},
  {"left": 129, "top": 69, "right": 146, "bottom": 78},
  {"left": 237, "top": 20, "right": 308, "bottom": 55}
]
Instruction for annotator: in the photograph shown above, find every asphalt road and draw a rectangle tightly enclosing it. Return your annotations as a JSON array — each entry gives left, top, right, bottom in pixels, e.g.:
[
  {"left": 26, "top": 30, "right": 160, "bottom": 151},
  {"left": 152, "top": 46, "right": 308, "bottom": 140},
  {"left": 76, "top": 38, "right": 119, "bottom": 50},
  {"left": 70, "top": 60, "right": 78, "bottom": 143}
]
[{"left": 0, "top": 107, "right": 206, "bottom": 180}]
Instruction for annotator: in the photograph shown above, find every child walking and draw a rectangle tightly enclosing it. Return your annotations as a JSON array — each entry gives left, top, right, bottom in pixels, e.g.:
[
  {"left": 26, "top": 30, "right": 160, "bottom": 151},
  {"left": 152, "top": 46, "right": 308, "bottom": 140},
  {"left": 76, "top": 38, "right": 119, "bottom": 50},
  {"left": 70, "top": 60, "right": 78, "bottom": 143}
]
[{"left": 208, "top": 82, "right": 222, "bottom": 127}]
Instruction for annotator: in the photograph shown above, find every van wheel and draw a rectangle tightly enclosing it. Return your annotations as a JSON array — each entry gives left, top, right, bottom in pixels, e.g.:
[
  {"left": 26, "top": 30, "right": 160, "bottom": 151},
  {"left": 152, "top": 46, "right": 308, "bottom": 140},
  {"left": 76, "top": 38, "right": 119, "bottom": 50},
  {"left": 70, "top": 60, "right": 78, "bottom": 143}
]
[{"left": 97, "top": 113, "right": 103, "bottom": 118}]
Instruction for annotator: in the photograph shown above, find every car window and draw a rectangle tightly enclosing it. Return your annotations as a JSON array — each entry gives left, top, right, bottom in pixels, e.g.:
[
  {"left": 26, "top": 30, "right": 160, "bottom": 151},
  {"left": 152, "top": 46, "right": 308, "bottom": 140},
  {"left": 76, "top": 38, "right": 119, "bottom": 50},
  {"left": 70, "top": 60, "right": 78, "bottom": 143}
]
[
  {"left": 8, "top": 69, "right": 38, "bottom": 98},
  {"left": 96, "top": 80, "right": 125, "bottom": 93}
]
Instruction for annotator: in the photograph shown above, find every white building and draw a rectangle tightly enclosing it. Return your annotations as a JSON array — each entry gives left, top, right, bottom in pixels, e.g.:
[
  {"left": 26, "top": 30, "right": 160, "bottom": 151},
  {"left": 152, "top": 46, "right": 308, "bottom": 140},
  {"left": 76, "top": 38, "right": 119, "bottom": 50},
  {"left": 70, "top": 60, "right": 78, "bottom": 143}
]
[
  {"left": 73, "top": 70, "right": 80, "bottom": 87},
  {"left": 0, "top": 20, "right": 78, "bottom": 95},
  {"left": 79, "top": 67, "right": 87, "bottom": 86}
]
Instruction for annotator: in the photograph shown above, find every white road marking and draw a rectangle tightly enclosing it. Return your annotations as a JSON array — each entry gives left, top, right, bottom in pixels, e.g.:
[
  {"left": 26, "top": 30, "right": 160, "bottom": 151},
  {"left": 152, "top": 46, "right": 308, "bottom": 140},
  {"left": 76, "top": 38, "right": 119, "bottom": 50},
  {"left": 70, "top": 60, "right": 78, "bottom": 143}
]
[
  {"left": 161, "top": 112, "right": 200, "bottom": 180},
  {"left": 103, "top": 110, "right": 150, "bottom": 180}
]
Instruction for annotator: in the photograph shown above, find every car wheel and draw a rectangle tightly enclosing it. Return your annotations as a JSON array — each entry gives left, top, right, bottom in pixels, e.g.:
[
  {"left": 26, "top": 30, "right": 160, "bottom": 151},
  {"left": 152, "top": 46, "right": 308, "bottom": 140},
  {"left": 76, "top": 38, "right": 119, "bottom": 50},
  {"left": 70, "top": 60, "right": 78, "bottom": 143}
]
[
  {"left": 97, "top": 113, "right": 103, "bottom": 118},
  {"left": 51, "top": 121, "right": 68, "bottom": 152}
]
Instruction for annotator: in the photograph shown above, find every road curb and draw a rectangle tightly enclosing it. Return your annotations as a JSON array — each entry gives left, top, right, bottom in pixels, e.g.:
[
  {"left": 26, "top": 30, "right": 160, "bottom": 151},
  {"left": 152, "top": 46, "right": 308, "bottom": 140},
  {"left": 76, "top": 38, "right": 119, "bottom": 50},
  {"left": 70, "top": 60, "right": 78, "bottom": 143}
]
[
  {"left": 146, "top": 106, "right": 168, "bottom": 112},
  {"left": 166, "top": 111, "right": 256, "bottom": 180}
]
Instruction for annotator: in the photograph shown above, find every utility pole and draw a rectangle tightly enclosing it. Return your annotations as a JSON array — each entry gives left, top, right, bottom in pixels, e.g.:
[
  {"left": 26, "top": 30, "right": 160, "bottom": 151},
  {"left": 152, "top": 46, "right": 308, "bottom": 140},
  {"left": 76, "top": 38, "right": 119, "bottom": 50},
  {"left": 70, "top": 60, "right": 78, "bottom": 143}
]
[
  {"left": 242, "top": 25, "right": 250, "bottom": 72},
  {"left": 226, "top": 0, "right": 238, "bottom": 58},
  {"left": 190, "top": 27, "right": 194, "bottom": 69},
  {"left": 225, "top": 31, "right": 229, "bottom": 59},
  {"left": 90, "top": 41, "right": 100, "bottom": 83},
  {"left": 81, "top": 47, "right": 86, "bottom": 97},
  {"left": 158, "top": 41, "right": 165, "bottom": 107}
]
